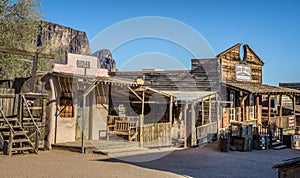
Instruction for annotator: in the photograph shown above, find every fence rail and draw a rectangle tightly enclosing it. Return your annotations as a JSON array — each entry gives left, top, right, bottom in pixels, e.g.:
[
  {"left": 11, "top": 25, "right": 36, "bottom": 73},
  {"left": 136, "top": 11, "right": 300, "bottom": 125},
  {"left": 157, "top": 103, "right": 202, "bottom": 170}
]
[
  {"left": 142, "top": 122, "right": 172, "bottom": 148},
  {"left": 196, "top": 122, "right": 217, "bottom": 144}
]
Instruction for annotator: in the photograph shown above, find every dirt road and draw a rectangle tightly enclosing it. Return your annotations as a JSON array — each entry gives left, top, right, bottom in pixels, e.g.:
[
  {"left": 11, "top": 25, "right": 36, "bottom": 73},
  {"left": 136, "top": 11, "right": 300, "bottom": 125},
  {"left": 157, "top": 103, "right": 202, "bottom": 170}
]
[{"left": 1, "top": 142, "right": 299, "bottom": 178}]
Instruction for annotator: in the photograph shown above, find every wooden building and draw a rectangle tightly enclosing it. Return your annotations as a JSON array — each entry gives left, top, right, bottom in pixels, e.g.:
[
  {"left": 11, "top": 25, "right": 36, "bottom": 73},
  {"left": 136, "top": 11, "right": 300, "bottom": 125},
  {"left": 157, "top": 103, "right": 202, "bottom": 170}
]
[
  {"left": 111, "top": 58, "right": 222, "bottom": 147},
  {"left": 217, "top": 43, "right": 300, "bottom": 131}
]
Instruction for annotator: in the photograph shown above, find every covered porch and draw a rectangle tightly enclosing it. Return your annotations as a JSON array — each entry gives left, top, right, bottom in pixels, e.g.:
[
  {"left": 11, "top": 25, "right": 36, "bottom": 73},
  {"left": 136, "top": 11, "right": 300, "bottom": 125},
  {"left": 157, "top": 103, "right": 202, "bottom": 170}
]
[{"left": 223, "top": 81, "right": 300, "bottom": 132}]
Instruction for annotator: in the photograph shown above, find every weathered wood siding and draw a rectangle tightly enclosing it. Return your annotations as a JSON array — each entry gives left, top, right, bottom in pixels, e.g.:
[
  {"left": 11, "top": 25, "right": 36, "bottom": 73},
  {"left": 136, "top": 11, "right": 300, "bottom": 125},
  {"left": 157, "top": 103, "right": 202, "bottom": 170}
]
[
  {"left": 0, "top": 88, "right": 16, "bottom": 117},
  {"left": 142, "top": 122, "right": 172, "bottom": 148},
  {"left": 218, "top": 43, "right": 263, "bottom": 83}
]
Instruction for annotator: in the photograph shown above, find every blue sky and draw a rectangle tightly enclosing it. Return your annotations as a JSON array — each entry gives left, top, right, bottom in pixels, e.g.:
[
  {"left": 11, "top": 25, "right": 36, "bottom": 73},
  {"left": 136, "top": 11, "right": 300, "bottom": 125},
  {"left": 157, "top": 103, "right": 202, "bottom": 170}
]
[{"left": 41, "top": 0, "right": 300, "bottom": 85}]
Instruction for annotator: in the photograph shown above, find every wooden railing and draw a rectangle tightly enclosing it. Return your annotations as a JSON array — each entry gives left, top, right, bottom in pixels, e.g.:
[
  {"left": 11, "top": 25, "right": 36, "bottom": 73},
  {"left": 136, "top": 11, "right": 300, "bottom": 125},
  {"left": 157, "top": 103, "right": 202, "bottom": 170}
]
[
  {"left": 196, "top": 122, "right": 218, "bottom": 144},
  {"left": 262, "top": 115, "right": 295, "bottom": 129},
  {"left": 142, "top": 122, "right": 172, "bottom": 148}
]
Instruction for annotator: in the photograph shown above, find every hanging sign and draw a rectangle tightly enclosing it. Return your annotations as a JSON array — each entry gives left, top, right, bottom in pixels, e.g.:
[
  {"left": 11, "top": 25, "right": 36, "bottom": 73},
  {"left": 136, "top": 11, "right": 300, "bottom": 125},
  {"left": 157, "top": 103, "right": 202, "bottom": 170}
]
[{"left": 236, "top": 64, "right": 252, "bottom": 82}]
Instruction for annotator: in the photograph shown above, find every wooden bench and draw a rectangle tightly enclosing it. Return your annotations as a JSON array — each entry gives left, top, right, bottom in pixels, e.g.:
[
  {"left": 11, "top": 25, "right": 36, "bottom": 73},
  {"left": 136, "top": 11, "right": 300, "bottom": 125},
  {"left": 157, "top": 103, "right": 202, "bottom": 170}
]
[{"left": 106, "top": 116, "right": 138, "bottom": 142}]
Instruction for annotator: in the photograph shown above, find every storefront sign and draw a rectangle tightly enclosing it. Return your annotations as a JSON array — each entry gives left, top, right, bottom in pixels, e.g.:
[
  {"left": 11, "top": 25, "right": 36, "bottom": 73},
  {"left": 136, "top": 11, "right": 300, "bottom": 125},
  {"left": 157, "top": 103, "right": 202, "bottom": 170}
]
[{"left": 236, "top": 64, "right": 251, "bottom": 82}]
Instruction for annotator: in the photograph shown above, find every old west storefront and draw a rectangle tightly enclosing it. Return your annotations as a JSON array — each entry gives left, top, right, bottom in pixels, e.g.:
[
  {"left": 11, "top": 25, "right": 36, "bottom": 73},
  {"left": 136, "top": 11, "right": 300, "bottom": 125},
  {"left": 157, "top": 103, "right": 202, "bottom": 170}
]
[
  {"left": 218, "top": 43, "right": 300, "bottom": 130},
  {"left": 43, "top": 53, "right": 178, "bottom": 150}
]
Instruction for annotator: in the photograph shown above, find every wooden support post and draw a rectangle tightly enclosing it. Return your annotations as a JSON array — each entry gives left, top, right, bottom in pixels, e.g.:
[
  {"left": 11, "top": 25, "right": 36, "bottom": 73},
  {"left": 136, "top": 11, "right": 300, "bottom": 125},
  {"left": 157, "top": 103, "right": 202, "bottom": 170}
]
[
  {"left": 169, "top": 96, "right": 173, "bottom": 123},
  {"left": 255, "top": 95, "right": 259, "bottom": 121},
  {"left": 191, "top": 103, "right": 196, "bottom": 146},
  {"left": 209, "top": 96, "right": 212, "bottom": 123},
  {"left": 293, "top": 95, "right": 296, "bottom": 125},
  {"left": 279, "top": 95, "right": 283, "bottom": 128},
  {"left": 140, "top": 89, "right": 145, "bottom": 147},
  {"left": 8, "top": 130, "right": 13, "bottom": 156},
  {"left": 18, "top": 94, "right": 23, "bottom": 125},
  {"left": 201, "top": 101, "right": 204, "bottom": 125},
  {"left": 241, "top": 95, "right": 248, "bottom": 122},
  {"left": 30, "top": 52, "right": 38, "bottom": 92},
  {"left": 47, "top": 78, "right": 56, "bottom": 149},
  {"left": 268, "top": 95, "right": 271, "bottom": 122},
  {"left": 35, "top": 131, "right": 39, "bottom": 153},
  {"left": 184, "top": 103, "right": 188, "bottom": 148}
]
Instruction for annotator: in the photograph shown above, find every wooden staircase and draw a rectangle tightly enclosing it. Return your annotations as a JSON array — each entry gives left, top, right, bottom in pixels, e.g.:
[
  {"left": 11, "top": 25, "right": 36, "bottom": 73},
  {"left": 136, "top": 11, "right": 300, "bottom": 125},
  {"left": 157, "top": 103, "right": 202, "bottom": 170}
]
[
  {"left": 0, "top": 109, "right": 36, "bottom": 156},
  {"left": 0, "top": 91, "right": 48, "bottom": 156}
]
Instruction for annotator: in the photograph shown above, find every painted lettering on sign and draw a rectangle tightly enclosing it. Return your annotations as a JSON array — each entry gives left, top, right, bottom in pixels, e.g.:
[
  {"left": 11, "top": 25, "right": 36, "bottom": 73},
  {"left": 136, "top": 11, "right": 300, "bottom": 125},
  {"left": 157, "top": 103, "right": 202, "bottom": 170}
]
[
  {"left": 236, "top": 64, "right": 251, "bottom": 81},
  {"left": 77, "top": 60, "right": 90, "bottom": 69}
]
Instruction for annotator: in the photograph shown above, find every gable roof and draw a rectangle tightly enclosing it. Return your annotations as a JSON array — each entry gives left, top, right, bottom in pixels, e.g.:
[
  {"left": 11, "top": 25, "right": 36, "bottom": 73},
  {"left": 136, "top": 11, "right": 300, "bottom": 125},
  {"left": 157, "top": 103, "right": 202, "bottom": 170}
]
[
  {"left": 216, "top": 43, "right": 242, "bottom": 57},
  {"left": 243, "top": 45, "right": 265, "bottom": 65}
]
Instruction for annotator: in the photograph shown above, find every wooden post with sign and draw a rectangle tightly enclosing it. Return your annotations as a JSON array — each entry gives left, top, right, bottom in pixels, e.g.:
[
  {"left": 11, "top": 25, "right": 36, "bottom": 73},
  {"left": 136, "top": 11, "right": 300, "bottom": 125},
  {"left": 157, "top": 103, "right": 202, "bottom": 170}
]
[{"left": 77, "top": 60, "right": 91, "bottom": 154}]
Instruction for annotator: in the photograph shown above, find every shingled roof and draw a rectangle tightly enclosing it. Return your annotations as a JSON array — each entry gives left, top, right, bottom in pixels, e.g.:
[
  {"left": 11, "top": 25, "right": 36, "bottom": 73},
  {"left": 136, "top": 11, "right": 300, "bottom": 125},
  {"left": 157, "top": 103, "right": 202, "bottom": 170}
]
[{"left": 225, "top": 81, "right": 300, "bottom": 95}]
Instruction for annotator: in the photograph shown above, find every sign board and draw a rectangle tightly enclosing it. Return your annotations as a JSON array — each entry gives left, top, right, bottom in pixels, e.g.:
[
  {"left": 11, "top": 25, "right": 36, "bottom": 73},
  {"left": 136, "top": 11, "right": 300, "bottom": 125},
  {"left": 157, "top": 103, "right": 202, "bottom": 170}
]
[
  {"left": 77, "top": 60, "right": 90, "bottom": 69},
  {"left": 236, "top": 64, "right": 251, "bottom": 82}
]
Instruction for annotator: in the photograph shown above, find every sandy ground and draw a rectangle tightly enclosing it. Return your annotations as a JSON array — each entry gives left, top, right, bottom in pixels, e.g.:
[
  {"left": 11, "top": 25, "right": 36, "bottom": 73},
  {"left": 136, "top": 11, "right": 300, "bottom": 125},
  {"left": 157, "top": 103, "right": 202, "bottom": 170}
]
[{"left": 1, "top": 142, "right": 300, "bottom": 178}]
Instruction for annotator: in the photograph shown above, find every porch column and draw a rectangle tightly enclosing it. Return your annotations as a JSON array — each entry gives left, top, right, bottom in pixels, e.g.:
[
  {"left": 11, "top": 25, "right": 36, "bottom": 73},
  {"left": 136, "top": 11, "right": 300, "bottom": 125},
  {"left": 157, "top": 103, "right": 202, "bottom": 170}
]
[
  {"left": 191, "top": 102, "right": 196, "bottom": 146},
  {"left": 255, "top": 95, "right": 259, "bottom": 124},
  {"left": 184, "top": 103, "right": 188, "bottom": 148},
  {"left": 279, "top": 95, "right": 282, "bottom": 128},
  {"left": 169, "top": 96, "right": 173, "bottom": 123},
  {"left": 201, "top": 101, "right": 204, "bottom": 125},
  {"left": 268, "top": 95, "right": 271, "bottom": 122},
  {"left": 293, "top": 95, "right": 296, "bottom": 125},
  {"left": 209, "top": 96, "right": 212, "bottom": 123},
  {"left": 241, "top": 95, "right": 248, "bottom": 122},
  {"left": 47, "top": 78, "right": 56, "bottom": 149},
  {"left": 139, "top": 88, "right": 145, "bottom": 147}
]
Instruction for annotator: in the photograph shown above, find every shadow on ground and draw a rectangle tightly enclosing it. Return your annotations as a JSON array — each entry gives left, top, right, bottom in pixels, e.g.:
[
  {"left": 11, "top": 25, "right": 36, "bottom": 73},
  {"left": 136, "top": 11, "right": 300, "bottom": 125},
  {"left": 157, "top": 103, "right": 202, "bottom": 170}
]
[{"left": 92, "top": 142, "right": 300, "bottom": 178}]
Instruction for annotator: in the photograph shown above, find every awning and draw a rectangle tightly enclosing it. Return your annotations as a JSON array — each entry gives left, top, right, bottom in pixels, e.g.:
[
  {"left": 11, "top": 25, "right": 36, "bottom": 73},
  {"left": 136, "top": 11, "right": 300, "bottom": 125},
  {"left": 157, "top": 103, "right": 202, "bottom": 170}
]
[
  {"left": 225, "top": 81, "right": 300, "bottom": 95},
  {"left": 161, "top": 91, "right": 216, "bottom": 102}
]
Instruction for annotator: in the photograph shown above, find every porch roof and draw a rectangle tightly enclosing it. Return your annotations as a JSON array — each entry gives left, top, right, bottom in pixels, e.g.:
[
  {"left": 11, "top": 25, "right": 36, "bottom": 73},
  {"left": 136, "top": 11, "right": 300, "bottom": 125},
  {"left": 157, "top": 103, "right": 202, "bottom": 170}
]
[
  {"left": 161, "top": 91, "right": 216, "bottom": 102},
  {"left": 48, "top": 71, "right": 140, "bottom": 86},
  {"left": 224, "top": 81, "right": 300, "bottom": 95}
]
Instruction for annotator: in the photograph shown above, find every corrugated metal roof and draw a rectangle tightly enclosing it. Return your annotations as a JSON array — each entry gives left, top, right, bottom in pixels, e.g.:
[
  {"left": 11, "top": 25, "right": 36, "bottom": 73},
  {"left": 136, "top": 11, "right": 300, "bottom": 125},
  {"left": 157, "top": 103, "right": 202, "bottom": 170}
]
[{"left": 162, "top": 91, "right": 216, "bottom": 102}]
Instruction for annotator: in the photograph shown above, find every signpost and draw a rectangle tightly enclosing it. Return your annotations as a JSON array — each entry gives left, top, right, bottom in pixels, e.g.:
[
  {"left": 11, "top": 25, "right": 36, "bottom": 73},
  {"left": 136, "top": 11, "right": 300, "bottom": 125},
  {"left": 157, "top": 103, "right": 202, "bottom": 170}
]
[{"left": 77, "top": 60, "right": 90, "bottom": 154}]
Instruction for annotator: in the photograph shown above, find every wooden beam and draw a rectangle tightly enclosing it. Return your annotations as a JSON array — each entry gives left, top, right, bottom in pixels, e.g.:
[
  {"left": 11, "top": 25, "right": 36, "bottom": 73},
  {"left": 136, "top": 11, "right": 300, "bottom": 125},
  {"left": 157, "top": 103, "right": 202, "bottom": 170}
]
[
  {"left": 169, "top": 96, "right": 173, "bottom": 123},
  {"left": 268, "top": 95, "right": 271, "bottom": 122},
  {"left": 255, "top": 95, "right": 260, "bottom": 125},
  {"left": 209, "top": 96, "right": 212, "bottom": 123},
  {"left": 293, "top": 95, "right": 296, "bottom": 125},
  {"left": 140, "top": 89, "right": 145, "bottom": 147},
  {"left": 184, "top": 104, "right": 188, "bottom": 148},
  {"left": 128, "top": 87, "right": 142, "bottom": 101},
  {"left": 191, "top": 103, "right": 196, "bottom": 146},
  {"left": 0, "top": 46, "right": 54, "bottom": 59},
  {"left": 201, "top": 100, "right": 204, "bottom": 125},
  {"left": 279, "top": 95, "right": 282, "bottom": 128},
  {"left": 241, "top": 95, "right": 248, "bottom": 122}
]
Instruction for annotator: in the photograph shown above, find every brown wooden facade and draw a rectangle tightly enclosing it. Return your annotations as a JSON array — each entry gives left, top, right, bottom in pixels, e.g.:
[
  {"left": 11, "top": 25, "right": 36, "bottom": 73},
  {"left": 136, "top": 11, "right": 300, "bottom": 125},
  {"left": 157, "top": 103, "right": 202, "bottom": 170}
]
[{"left": 218, "top": 44, "right": 300, "bottom": 130}]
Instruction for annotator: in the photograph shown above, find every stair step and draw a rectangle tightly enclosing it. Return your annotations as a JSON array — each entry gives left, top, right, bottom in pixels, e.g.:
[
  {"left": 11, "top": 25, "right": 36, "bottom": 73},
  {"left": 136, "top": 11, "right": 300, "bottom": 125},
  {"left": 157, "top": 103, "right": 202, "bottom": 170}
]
[
  {"left": 273, "top": 145, "right": 287, "bottom": 150},
  {"left": 0, "top": 125, "right": 22, "bottom": 129},
  {"left": 0, "top": 118, "right": 18, "bottom": 122},
  {"left": 22, "top": 117, "right": 41, "bottom": 121},
  {"left": 12, "top": 138, "right": 30, "bottom": 143},
  {"left": 28, "top": 107, "right": 42, "bottom": 110},
  {"left": 2, "top": 131, "right": 28, "bottom": 136},
  {"left": 11, "top": 146, "right": 34, "bottom": 152},
  {"left": 272, "top": 141, "right": 282, "bottom": 147}
]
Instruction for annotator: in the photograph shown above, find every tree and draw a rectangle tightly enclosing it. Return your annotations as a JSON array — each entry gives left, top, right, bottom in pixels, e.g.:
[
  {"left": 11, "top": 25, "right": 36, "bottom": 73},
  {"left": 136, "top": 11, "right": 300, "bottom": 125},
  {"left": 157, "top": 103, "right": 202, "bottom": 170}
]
[{"left": 0, "top": 0, "right": 42, "bottom": 80}]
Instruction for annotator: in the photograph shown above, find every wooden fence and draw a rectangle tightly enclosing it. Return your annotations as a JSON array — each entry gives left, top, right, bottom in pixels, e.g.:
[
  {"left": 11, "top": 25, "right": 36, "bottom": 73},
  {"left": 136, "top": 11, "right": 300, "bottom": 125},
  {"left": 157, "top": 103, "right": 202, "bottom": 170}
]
[
  {"left": 196, "top": 122, "right": 217, "bottom": 144},
  {"left": 263, "top": 116, "right": 295, "bottom": 129},
  {"left": 142, "top": 122, "right": 172, "bottom": 148},
  {"left": 0, "top": 88, "right": 16, "bottom": 117}
]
